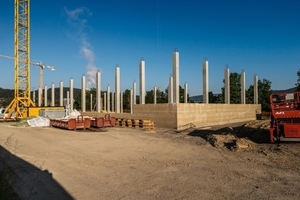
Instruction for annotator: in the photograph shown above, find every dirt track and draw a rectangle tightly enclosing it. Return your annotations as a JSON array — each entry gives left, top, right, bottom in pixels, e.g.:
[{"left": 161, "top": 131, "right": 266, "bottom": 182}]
[{"left": 0, "top": 119, "right": 300, "bottom": 199}]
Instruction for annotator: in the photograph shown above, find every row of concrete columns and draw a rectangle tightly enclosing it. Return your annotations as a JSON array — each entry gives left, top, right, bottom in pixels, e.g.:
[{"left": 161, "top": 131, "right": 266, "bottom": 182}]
[
  {"left": 33, "top": 51, "right": 184, "bottom": 108},
  {"left": 33, "top": 51, "right": 259, "bottom": 110},
  {"left": 223, "top": 67, "right": 258, "bottom": 104}
]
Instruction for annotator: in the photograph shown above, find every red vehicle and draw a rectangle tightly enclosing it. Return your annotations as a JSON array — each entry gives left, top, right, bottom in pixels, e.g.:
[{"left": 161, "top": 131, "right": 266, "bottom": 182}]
[{"left": 270, "top": 92, "right": 300, "bottom": 142}]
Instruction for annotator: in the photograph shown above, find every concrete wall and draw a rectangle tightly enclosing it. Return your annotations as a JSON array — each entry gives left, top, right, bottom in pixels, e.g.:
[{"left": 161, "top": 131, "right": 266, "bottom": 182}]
[
  {"left": 176, "top": 104, "right": 261, "bottom": 130},
  {"left": 82, "top": 103, "right": 261, "bottom": 130}
]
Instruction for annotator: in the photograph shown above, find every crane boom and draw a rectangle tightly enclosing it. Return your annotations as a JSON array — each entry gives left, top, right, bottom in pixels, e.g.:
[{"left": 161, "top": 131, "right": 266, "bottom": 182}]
[{"left": 0, "top": 54, "right": 55, "bottom": 70}]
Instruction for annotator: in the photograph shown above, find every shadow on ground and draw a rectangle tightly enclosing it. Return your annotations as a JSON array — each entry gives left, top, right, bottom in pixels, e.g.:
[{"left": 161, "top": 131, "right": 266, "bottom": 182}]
[{"left": 0, "top": 146, "right": 74, "bottom": 200}]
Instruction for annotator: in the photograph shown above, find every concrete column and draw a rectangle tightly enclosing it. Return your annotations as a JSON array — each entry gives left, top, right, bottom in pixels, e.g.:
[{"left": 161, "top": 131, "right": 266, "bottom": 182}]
[
  {"left": 130, "top": 89, "right": 133, "bottom": 113},
  {"left": 254, "top": 74, "right": 258, "bottom": 104},
  {"left": 44, "top": 85, "right": 48, "bottom": 107},
  {"left": 90, "top": 93, "right": 93, "bottom": 111},
  {"left": 172, "top": 51, "right": 179, "bottom": 103},
  {"left": 139, "top": 60, "right": 145, "bottom": 104},
  {"left": 38, "top": 87, "right": 41, "bottom": 107},
  {"left": 120, "top": 91, "right": 123, "bottom": 113},
  {"left": 241, "top": 71, "right": 246, "bottom": 104},
  {"left": 81, "top": 76, "right": 86, "bottom": 112},
  {"left": 224, "top": 67, "right": 230, "bottom": 104},
  {"left": 115, "top": 67, "right": 120, "bottom": 113},
  {"left": 67, "top": 91, "right": 70, "bottom": 105},
  {"left": 96, "top": 72, "right": 101, "bottom": 112},
  {"left": 184, "top": 82, "right": 188, "bottom": 103},
  {"left": 60, "top": 81, "right": 63, "bottom": 106},
  {"left": 51, "top": 83, "right": 55, "bottom": 106},
  {"left": 70, "top": 78, "right": 74, "bottom": 111},
  {"left": 33, "top": 88, "right": 36, "bottom": 104},
  {"left": 112, "top": 92, "right": 115, "bottom": 112},
  {"left": 203, "top": 60, "right": 209, "bottom": 104},
  {"left": 154, "top": 86, "right": 157, "bottom": 104},
  {"left": 104, "top": 92, "right": 107, "bottom": 111},
  {"left": 101, "top": 98, "right": 103, "bottom": 112},
  {"left": 169, "top": 76, "right": 173, "bottom": 104},
  {"left": 133, "top": 81, "right": 136, "bottom": 104},
  {"left": 107, "top": 86, "right": 110, "bottom": 112}
]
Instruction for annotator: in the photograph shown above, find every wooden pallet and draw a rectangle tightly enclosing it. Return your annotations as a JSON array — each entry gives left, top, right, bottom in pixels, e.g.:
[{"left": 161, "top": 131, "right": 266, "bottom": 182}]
[{"left": 116, "top": 118, "right": 154, "bottom": 130}]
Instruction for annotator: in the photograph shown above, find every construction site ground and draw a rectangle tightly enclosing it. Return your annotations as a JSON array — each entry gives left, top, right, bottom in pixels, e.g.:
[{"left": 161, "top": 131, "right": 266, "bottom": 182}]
[{"left": 0, "top": 119, "right": 300, "bottom": 199}]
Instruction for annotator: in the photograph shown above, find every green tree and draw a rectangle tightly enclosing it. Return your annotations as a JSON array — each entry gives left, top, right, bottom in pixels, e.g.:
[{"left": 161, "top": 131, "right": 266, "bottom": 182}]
[
  {"left": 145, "top": 90, "right": 154, "bottom": 103},
  {"left": 0, "top": 88, "right": 14, "bottom": 107},
  {"left": 145, "top": 88, "right": 168, "bottom": 103},
  {"left": 163, "top": 85, "right": 189, "bottom": 103},
  {"left": 217, "top": 72, "right": 241, "bottom": 103},
  {"left": 208, "top": 91, "right": 219, "bottom": 103},
  {"left": 179, "top": 85, "right": 190, "bottom": 103},
  {"left": 295, "top": 69, "right": 300, "bottom": 91},
  {"left": 246, "top": 79, "right": 272, "bottom": 111},
  {"left": 123, "top": 89, "right": 131, "bottom": 111},
  {"left": 73, "top": 88, "right": 104, "bottom": 110}
]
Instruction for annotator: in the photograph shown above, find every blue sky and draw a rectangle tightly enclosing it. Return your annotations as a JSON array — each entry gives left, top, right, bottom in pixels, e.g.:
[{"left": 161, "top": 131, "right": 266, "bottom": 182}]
[{"left": 0, "top": 0, "right": 300, "bottom": 96}]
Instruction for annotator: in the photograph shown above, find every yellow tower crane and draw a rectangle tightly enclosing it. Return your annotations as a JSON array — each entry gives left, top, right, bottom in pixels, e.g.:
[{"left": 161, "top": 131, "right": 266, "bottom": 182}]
[{"left": 4, "top": 0, "right": 33, "bottom": 118}]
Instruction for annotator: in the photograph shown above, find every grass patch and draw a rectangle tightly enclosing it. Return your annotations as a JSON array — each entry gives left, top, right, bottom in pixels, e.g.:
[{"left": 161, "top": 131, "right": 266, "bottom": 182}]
[{"left": 12, "top": 117, "right": 36, "bottom": 127}]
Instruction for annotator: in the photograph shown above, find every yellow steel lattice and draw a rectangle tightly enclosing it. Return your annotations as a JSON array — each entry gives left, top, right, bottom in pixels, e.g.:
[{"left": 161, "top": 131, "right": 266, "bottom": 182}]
[{"left": 5, "top": 0, "right": 35, "bottom": 118}]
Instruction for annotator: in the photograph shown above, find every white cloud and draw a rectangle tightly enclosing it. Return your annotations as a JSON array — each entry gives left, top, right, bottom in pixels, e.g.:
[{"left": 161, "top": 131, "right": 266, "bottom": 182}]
[{"left": 65, "top": 7, "right": 97, "bottom": 90}]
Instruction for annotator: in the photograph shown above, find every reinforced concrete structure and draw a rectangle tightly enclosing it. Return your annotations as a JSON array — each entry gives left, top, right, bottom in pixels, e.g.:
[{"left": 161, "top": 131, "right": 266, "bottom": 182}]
[
  {"left": 104, "top": 92, "right": 107, "bottom": 111},
  {"left": 133, "top": 81, "right": 136, "bottom": 104},
  {"left": 60, "top": 81, "right": 63, "bottom": 106},
  {"left": 139, "top": 60, "right": 145, "bottom": 104},
  {"left": 32, "top": 88, "right": 35, "bottom": 104},
  {"left": 225, "top": 67, "right": 230, "bottom": 104},
  {"left": 81, "top": 76, "right": 86, "bottom": 112},
  {"left": 70, "top": 79, "right": 74, "bottom": 111},
  {"left": 184, "top": 83, "right": 188, "bottom": 103},
  {"left": 112, "top": 92, "right": 115, "bottom": 112},
  {"left": 51, "top": 83, "right": 55, "bottom": 106},
  {"left": 254, "top": 75, "right": 258, "bottom": 104},
  {"left": 203, "top": 60, "right": 209, "bottom": 103},
  {"left": 241, "top": 71, "right": 246, "bottom": 104},
  {"left": 44, "top": 85, "right": 47, "bottom": 106},
  {"left": 38, "top": 88, "right": 41, "bottom": 107},
  {"left": 96, "top": 72, "right": 101, "bottom": 112},
  {"left": 90, "top": 94, "right": 93, "bottom": 111},
  {"left": 154, "top": 86, "right": 157, "bottom": 104},
  {"left": 172, "top": 51, "right": 179, "bottom": 103},
  {"left": 107, "top": 86, "right": 110, "bottom": 112},
  {"left": 115, "top": 67, "right": 120, "bottom": 113}
]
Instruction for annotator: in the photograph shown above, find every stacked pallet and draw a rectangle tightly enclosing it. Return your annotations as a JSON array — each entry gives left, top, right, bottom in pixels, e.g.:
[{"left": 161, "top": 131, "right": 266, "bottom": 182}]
[
  {"left": 116, "top": 118, "right": 154, "bottom": 131},
  {"left": 116, "top": 118, "right": 127, "bottom": 127},
  {"left": 138, "top": 119, "right": 154, "bottom": 131}
]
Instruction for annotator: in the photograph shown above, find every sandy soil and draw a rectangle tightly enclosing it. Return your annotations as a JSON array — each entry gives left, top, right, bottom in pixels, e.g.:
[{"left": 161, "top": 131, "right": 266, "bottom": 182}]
[{"left": 0, "top": 119, "right": 300, "bottom": 200}]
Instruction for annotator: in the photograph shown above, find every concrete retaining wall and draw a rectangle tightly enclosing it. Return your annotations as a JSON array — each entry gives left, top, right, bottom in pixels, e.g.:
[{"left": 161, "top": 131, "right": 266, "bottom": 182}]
[{"left": 82, "top": 103, "right": 261, "bottom": 130}]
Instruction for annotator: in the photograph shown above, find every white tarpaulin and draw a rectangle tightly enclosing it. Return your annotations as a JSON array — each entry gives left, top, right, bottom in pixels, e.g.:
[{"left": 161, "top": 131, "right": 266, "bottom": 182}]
[{"left": 27, "top": 116, "right": 50, "bottom": 127}]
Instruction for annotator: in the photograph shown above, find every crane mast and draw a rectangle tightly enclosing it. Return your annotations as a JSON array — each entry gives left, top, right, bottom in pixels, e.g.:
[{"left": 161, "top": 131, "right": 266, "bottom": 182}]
[{"left": 5, "top": 0, "right": 35, "bottom": 118}]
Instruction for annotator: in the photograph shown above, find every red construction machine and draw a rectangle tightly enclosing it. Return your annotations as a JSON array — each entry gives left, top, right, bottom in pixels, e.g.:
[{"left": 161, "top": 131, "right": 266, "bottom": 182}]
[{"left": 270, "top": 92, "right": 300, "bottom": 142}]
